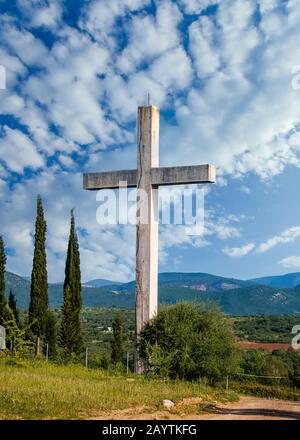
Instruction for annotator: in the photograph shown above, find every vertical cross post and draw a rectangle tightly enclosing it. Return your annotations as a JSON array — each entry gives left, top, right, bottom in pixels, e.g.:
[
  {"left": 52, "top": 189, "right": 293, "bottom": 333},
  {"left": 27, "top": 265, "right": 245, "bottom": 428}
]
[
  {"left": 135, "top": 106, "right": 159, "bottom": 373},
  {"left": 83, "top": 104, "right": 216, "bottom": 375}
]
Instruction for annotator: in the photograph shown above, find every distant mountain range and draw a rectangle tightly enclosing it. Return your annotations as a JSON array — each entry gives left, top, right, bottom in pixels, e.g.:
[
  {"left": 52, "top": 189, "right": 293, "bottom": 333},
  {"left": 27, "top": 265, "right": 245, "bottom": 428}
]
[
  {"left": 83, "top": 279, "right": 122, "bottom": 288},
  {"left": 250, "top": 272, "right": 300, "bottom": 288},
  {"left": 4, "top": 271, "right": 300, "bottom": 316}
]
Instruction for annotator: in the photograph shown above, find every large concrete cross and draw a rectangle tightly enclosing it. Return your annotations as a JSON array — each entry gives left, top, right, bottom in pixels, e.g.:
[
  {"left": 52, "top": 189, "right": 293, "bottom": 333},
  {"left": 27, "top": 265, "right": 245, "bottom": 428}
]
[{"left": 83, "top": 105, "right": 216, "bottom": 373}]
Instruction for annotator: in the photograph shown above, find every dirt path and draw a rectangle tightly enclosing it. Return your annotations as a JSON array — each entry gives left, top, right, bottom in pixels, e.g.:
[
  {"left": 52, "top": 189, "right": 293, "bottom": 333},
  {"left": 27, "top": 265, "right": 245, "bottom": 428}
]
[
  {"left": 91, "top": 397, "right": 300, "bottom": 420},
  {"left": 193, "top": 397, "right": 300, "bottom": 420}
]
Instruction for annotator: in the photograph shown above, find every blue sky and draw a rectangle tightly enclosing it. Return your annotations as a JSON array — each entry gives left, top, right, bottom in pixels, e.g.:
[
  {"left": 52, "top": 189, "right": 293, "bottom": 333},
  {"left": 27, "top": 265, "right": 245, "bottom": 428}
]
[{"left": 1, "top": 0, "right": 300, "bottom": 282}]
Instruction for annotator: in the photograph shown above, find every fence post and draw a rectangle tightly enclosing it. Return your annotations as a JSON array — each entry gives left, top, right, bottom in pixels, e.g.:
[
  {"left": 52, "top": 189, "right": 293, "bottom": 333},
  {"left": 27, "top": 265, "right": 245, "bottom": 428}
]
[
  {"left": 226, "top": 376, "right": 229, "bottom": 393},
  {"left": 126, "top": 352, "right": 129, "bottom": 374},
  {"left": 46, "top": 343, "right": 49, "bottom": 362},
  {"left": 85, "top": 347, "right": 88, "bottom": 368},
  {"left": 36, "top": 337, "right": 40, "bottom": 357}
]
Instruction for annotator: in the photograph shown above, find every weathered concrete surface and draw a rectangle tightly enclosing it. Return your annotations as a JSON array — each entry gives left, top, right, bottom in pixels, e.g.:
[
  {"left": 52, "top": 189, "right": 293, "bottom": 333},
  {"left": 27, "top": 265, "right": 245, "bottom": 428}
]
[
  {"left": 151, "top": 164, "right": 216, "bottom": 186},
  {"left": 83, "top": 170, "right": 137, "bottom": 190},
  {"left": 135, "top": 105, "right": 159, "bottom": 374},
  {"left": 83, "top": 164, "right": 215, "bottom": 190},
  {"left": 82, "top": 104, "right": 216, "bottom": 375}
]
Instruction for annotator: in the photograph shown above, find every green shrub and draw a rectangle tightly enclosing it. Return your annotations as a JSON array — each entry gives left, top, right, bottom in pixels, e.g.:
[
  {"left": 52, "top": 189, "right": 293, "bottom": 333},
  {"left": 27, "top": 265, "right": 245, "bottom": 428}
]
[
  {"left": 232, "top": 381, "right": 300, "bottom": 401},
  {"left": 3, "top": 312, "right": 35, "bottom": 358},
  {"left": 240, "top": 349, "right": 267, "bottom": 375},
  {"left": 99, "top": 353, "right": 111, "bottom": 370},
  {"left": 87, "top": 353, "right": 112, "bottom": 370},
  {"left": 139, "top": 302, "right": 239, "bottom": 381}
]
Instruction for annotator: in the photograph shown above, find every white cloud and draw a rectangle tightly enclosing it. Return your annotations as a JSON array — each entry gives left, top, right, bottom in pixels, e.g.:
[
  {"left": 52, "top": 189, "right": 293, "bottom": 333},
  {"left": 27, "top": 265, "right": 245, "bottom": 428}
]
[
  {"left": 3, "top": 0, "right": 300, "bottom": 181},
  {"left": 257, "top": 226, "right": 300, "bottom": 253},
  {"left": 278, "top": 255, "right": 300, "bottom": 269},
  {"left": 80, "top": 0, "right": 150, "bottom": 47},
  {"left": 189, "top": 16, "right": 220, "bottom": 77},
  {"left": 159, "top": 223, "right": 210, "bottom": 264},
  {"left": 206, "top": 220, "right": 240, "bottom": 240},
  {"left": 2, "top": 0, "right": 300, "bottom": 281},
  {"left": 222, "top": 243, "right": 255, "bottom": 257},
  {"left": 240, "top": 185, "right": 251, "bottom": 194},
  {"left": 0, "top": 22, "right": 129, "bottom": 157},
  {"left": 23, "top": 36, "right": 123, "bottom": 145},
  {"left": 226, "top": 225, "right": 300, "bottom": 258},
  {"left": 59, "top": 155, "right": 75, "bottom": 169},
  {"left": 0, "top": 169, "right": 137, "bottom": 282},
  {"left": 116, "top": 1, "right": 182, "bottom": 74},
  {"left": 179, "top": 0, "right": 220, "bottom": 14},
  {"left": 0, "top": 126, "right": 44, "bottom": 173},
  {"left": 0, "top": 47, "right": 27, "bottom": 88},
  {"left": 2, "top": 21, "right": 49, "bottom": 66},
  {"left": 160, "top": 0, "right": 300, "bottom": 180},
  {"left": 150, "top": 47, "right": 192, "bottom": 90},
  {"left": 259, "top": 0, "right": 280, "bottom": 14},
  {"left": 17, "top": 0, "right": 62, "bottom": 29}
]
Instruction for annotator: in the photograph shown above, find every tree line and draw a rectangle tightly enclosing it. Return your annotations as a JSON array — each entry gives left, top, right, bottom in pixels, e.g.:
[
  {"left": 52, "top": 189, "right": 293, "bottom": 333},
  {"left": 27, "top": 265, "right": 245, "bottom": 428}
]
[
  {"left": 0, "top": 196, "right": 82, "bottom": 360},
  {"left": 0, "top": 195, "right": 126, "bottom": 365}
]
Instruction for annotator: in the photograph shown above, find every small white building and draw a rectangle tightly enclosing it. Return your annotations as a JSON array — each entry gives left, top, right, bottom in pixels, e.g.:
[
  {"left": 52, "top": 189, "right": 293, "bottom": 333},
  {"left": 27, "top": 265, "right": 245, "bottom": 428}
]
[
  {"left": 96, "top": 326, "right": 113, "bottom": 332},
  {"left": 0, "top": 325, "right": 6, "bottom": 349}
]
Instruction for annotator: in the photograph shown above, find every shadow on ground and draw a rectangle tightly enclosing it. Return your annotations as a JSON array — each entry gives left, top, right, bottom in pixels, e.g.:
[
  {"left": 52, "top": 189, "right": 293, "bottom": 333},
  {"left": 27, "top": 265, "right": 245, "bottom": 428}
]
[{"left": 209, "top": 405, "right": 300, "bottom": 420}]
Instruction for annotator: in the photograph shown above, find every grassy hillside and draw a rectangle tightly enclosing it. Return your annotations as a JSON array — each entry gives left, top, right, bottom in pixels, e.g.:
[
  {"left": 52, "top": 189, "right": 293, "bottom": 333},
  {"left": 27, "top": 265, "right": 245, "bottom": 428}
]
[{"left": 0, "top": 358, "right": 235, "bottom": 419}]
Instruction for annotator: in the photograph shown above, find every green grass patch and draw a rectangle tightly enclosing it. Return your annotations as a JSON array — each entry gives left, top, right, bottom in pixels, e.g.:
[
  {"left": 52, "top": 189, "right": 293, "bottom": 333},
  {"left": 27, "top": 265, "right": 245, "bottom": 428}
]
[
  {"left": 0, "top": 359, "right": 236, "bottom": 419},
  {"left": 230, "top": 381, "right": 300, "bottom": 401}
]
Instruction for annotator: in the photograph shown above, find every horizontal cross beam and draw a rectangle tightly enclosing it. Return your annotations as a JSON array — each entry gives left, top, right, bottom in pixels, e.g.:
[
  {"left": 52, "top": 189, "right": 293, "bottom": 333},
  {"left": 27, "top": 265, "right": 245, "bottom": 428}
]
[
  {"left": 151, "top": 164, "right": 216, "bottom": 186},
  {"left": 83, "top": 170, "right": 137, "bottom": 190},
  {"left": 83, "top": 164, "right": 216, "bottom": 190}
]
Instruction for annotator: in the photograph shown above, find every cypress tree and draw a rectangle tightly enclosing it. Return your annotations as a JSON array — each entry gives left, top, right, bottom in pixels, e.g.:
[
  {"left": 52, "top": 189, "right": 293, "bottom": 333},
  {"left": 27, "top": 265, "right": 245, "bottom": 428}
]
[
  {"left": 29, "top": 195, "right": 48, "bottom": 339},
  {"left": 111, "top": 312, "right": 124, "bottom": 365},
  {"left": 8, "top": 289, "right": 19, "bottom": 326},
  {"left": 60, "top": 210, "right": 83, "bottom": 357},
  {"left": 45, "top": 310, "right": 57, "bottom": 359},
  {"left": 0, "top": 236, "right": 7, "bottom": 325}
]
